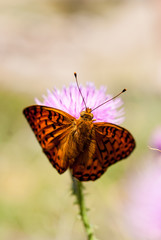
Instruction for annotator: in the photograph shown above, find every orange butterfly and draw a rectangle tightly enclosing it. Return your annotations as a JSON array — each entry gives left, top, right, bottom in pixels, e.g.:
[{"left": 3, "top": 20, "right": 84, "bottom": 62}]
[{"left": 23, "top": 75, "right": 135, "bottom": 181}]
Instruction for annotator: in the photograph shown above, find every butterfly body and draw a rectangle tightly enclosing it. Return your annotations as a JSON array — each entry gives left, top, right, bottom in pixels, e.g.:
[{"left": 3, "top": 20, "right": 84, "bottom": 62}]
[
  {"left": 67, "top": 109, "right": 96, "bottom": 169},
  {"left": 23, "top": 105, "right": 135, "bottom": 181}
]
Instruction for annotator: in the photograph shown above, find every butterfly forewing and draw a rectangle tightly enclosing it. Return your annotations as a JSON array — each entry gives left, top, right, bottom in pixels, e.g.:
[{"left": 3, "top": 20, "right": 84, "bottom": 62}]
[
  {"left": 23, "top": 105, "right": 75, "bottom": 173},
  {"left": 94, "top": 122, "right": 135, "bottom": 168}
]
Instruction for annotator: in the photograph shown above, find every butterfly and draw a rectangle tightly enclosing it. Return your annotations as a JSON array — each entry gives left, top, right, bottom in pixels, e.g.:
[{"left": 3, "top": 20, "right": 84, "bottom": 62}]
[{"left": 23, "top": 75, "right": 135, "bottom": 181}]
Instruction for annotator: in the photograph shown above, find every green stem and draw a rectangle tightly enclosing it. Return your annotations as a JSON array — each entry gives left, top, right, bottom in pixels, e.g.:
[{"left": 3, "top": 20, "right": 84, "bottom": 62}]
[{"left": 71, "top": 175, "right": 98, "bottom": 240}]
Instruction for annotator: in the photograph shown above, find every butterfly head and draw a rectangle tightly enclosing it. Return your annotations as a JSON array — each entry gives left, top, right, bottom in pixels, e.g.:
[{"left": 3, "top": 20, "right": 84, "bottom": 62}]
[{"left": 80, "top": 108, "right": 93, "bottom": 120}]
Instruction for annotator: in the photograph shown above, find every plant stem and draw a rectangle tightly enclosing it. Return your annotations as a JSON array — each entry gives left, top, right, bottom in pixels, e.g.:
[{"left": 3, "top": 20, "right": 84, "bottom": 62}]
[{"left": 71, "top": 175, "right": 98, "bottom": 240}]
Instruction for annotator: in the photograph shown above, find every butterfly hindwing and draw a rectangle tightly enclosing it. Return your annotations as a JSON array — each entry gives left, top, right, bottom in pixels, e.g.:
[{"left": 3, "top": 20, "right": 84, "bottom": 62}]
[
  {"left": 43, "top": 145, "right": 68, "bottom": 174},
  {"left": 71, "top": 152, "right": 105, "bottom": 181},
  {"left": 23, "top": 105, "right": 75, "bottom": 173}
]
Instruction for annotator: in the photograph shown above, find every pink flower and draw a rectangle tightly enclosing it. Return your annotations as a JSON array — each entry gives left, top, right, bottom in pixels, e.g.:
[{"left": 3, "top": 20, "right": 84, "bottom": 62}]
[
  {"left": 124, "top": 159, "right": 161, "bottom": 240},
  {"left": 123, "top": 128, "right": 161, "bottom": 239},
  {"left": 35, "top": 82, "right": 124, "bottom": 124}
]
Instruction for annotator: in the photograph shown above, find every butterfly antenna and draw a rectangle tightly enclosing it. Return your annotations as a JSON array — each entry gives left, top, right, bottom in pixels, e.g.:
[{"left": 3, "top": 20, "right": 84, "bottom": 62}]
[
  {"left": 91, "top": 88, "right": 127, "bottom": 112},
  {"left": 74, "top": 72, "right": 87, "bottom": 110}
]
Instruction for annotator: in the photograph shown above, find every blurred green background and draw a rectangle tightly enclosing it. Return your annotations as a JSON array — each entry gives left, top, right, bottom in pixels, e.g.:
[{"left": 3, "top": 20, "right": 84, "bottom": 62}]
[{"left": 0, "top": 0, "right": 161, "bottom": 239}]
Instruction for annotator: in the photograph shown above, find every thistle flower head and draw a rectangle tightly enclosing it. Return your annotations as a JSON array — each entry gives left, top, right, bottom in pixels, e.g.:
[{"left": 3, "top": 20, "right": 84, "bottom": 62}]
[{"left": 35, "top": 82, "right": 124, "bottom": 124}]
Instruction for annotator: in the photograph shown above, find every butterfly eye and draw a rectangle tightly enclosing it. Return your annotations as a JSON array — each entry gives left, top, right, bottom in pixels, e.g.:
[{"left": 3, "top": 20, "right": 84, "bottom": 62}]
[{"left": 80, "top": 111, "right": 85, "bottom": 117}]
